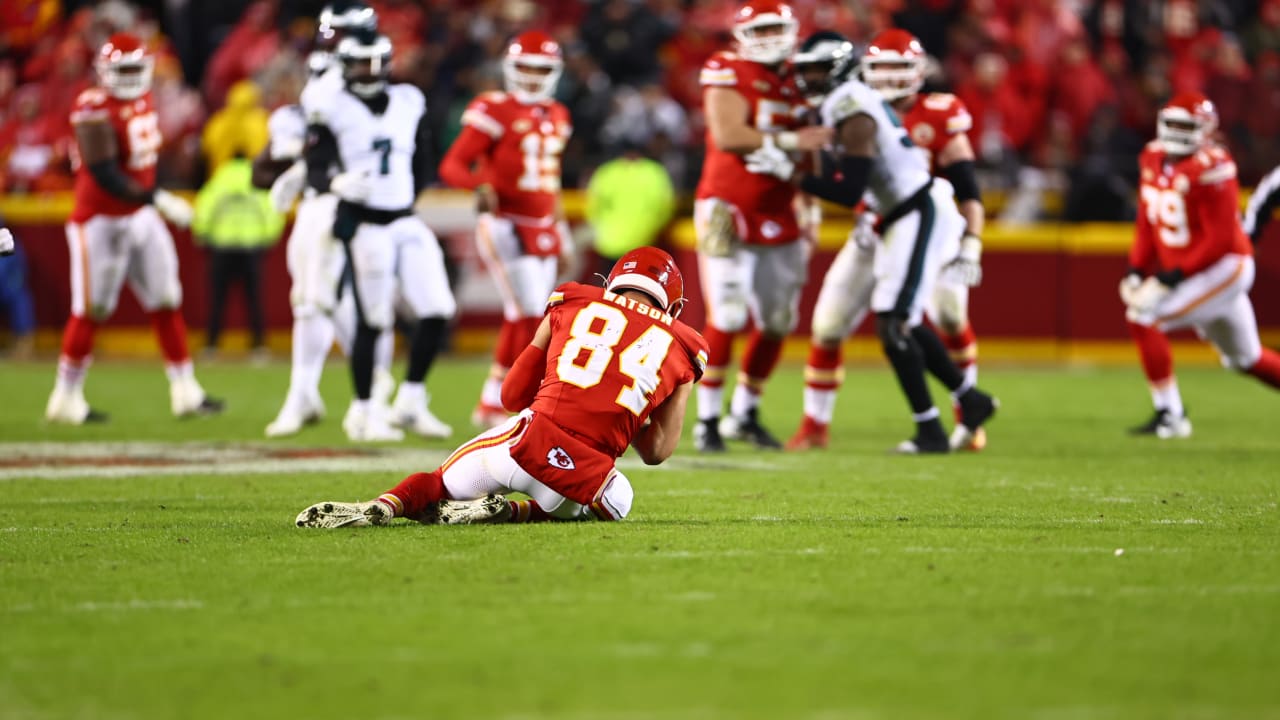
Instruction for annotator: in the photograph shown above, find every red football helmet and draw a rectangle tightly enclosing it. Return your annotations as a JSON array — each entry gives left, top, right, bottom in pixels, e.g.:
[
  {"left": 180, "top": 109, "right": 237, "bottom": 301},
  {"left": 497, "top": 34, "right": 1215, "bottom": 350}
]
[
  {"left": 1157, "top": 91, "right": 1218, "bottom": 156},
  {"left": 862, "top": 29, "right": 926, "bottom": 102},
  {"left": 97, "top": 33, "right": 153, "bottom": 100},
  {"left": 733, "top": 0, "right": 798, "bottom": 65},
  {"left": 504, "top": 30, "right": 563, "bottom": 104},
  {"left": 606, "top": 247, "right": 686, "bottom": 318}
]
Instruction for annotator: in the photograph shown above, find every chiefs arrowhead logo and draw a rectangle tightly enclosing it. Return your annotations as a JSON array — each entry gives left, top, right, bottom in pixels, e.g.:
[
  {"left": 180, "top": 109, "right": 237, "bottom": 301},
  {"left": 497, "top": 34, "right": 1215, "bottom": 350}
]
[{"left": 547, "top": 446, "right": 575, "bottom": 470}]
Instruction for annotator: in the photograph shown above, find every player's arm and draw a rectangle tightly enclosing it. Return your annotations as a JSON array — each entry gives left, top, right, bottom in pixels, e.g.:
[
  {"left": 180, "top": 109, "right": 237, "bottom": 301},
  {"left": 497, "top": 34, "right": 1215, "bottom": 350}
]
[
  {"left": 631, "top": 381, "right": 693, "bottom": 465},
  {"left": 251, "top": 145, "right": 296, "bottom": 190},
  {"left": 1243, "top": 164, "right": 1280, "bottom": 244},
  {"left": 704, "top": 86, "right": 830, "bottom": 154},
  {"left": 438, "top": 126, "right": 497, "bottom": 212},
  {"left": 302, "top": 123, "right": 340, "bottom": 193},
  {"left": 500, "top": 314, "right": 553, "bottom": 412},
  {"left": 937, "top": 133, "right": 983, "bottom": 238},
  {"left": 794, "top": 114, "right": 877, "bottom": 208},
  {"left": 74, "top": 119, "right": 152, "bottom": 204},
  {"left": 411, "top": 112, "right": 437, "bottom": 196}
]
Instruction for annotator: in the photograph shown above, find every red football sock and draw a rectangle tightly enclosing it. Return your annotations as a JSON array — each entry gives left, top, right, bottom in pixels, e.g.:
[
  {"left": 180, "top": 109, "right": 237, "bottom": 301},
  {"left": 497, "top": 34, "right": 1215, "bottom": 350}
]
[
  {"left": 1247, "top": 348, "right": 1280, "bottom": 390},
  {"left": 507, "top": 499, "right": 553, "bottom": 523},
  {"left": 382, "top": 470, "right": 449, "bottom": 519},
  {"left": 702, "top": 325, "right": 734, "bottom": 389},
  {"left": 60, "top": 315, "right": 97, "bottom": 364},
  {"left": 494, "top": 317, "right": 541, "bottom": 369},
  {"left": 149, "top": 308, "right": 191, "bottom": 365},
  {"left": 1128, "top": 321, "right": 1173, "bottom": 385},
  {"left": 741, "top": 332, "right": 783, "bottom": 391},
  {"left": 943, "top": 323, "right": 978, "bottom": 370},
  {"left": 804, "top": 343, "right": 843, "bottom": 391}
]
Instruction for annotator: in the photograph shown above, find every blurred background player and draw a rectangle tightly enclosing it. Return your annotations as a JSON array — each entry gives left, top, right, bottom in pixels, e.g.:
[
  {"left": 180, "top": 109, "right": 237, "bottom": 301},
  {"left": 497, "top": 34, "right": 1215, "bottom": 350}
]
[
  {"left": 1243, "top": 161, "right": 1280, "bottom": 245},
  {"left": 692, "top": 0, "right": 831, "bottom": 452},
  {"left": 304, "top": 29, "right": 455, "bottom": 442},
  {"left": 747, "top": 30, "right": 997, "bottom": 454},
  {"left": 788, "top": 29, "right": 989, "bottom": 451},
  {"left": 257, "top": 1, "right": 397, "bottom": 438},
  {"left": 1121, "top": 92, "right": 1280, "bottom": 438},
  {"left": 45, "top": 33, "right": 222, "bottom": 425},
  {"left": 438, "top": 30, "right": 573, "bottom": 430},
  {"left": 585, "top": 142, "right": 676, "bottom": 282},
  {"left": 295, "top": 247, "right": 707, "bottom": 528}
]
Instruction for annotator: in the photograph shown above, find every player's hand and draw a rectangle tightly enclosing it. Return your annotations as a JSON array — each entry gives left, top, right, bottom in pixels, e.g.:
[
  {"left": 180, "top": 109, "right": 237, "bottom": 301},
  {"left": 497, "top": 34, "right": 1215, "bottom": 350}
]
[
  {"left": 153, "top": 189, "right": 194, "bottom": 228},
  {"left": 0, "top": 227, "right": 14, "bottom": 256},
  {"left": 942, "top": 232, "right": 983, "bottom": 287},
  {"left": 329, "top": 170, "right": 373, "bottom": 203},
  {"left": 744, "top": 136, "right": 795, "bottom": 181},
  {"left": 269, "top": 160, "right": 307, "bottom": 213},
  {"left": 475, "top": 184, "right": 498, "bottom": 214},
  {"left": 850, "top": 211, "right": 878, "bottom": 250},
  {"left": 1125, "top": 276, "right": 1170, "bottom": 319},
  {"left": 1118, "top": 273, "right": 1143, "bottom": 307}
]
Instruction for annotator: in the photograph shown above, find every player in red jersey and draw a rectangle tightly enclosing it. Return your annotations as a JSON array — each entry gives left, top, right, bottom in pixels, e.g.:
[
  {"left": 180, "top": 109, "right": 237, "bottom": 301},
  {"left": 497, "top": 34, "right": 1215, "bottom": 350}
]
[
  {"left": 296, "top": 247, "right": 709, "bottom": 527},
  {"left": 1121, "top": 92, "right": 1280, "bottom": 438},
  {"left": 45, "top": 33, "right": 222, "bottom": 425},
  {"left": 693, "top": 0, "right": 831, "bottom": 452},
  {"left": 438, "top": 30, "right": 574, "bottom": 431},
  {"left": 786, "top": 29, "right": 989, "bottom": 452}
]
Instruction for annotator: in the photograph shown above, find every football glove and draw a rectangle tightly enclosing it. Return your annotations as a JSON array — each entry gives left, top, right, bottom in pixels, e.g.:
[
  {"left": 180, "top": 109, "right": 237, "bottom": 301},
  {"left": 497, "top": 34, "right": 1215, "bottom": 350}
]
[
  {"left": 269, "top": 160, "right": 307, "bottom": 213},
  {"left": 744, "top": 136, "right": 795, "bottom": 181},
  {"left": 329, "top": 170, "right": 373, "bottom": 204},
  {"left": 942, "top": 232, "right": 983, "bottom": 287},
  {"left": 1124, "top": 276, "right": 1171, "bottom": 320},
  {"left": 153, "top": 189, "right": 194, "bottom": 228},
  {"left": 850, "top": 211, "right": 879, "bottom": 251},
  {"left": 1118, "top": 273, "right": 1143, "bottom": 307},
  {"left": 0, "top": 227, "right": 13, "bottom": 255}
]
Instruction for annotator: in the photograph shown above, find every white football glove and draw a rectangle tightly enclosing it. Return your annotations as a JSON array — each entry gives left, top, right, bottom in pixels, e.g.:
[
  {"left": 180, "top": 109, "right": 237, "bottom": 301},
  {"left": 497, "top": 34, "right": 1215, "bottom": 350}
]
[
  {"left": 850, "top": 211, "right": 879, "bottom": 251},
  {"left": 269, "top": 135, "right": 305, "bottom": 162},
  {"left": 1124, "top": 276, "right": 1171, "bottom": 321},
  {"left": 744, "top": 136, "right": 795, "bottom": 181},
  {"left": 1118, "top": 273, "right": 1143, "bottom": 307},
  {"left": 329, "top": 170, "right": 373, "bottom": 203},
  {"left": 0, "top": 227, "right": 14, "bottom": 256},
  {"left": 153, "top": 189, "right": 194, "bottom": 228},
  {"left": 942, "top": 232, "right": 983, "bottom": 287},
  {"left": 269, "top": 160, "right": 307, "bottom": 213}
]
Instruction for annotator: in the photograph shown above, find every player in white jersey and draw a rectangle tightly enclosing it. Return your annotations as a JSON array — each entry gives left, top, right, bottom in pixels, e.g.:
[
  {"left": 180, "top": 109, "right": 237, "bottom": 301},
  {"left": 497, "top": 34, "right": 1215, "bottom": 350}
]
[
  {"left": 747, "top": 48, "right": 997, "bottom": 453},
  {"left": 304, "top": 29, "right": 456, "bottom": 442},
  {"left": 255, "top": 1, "right": 396, "bottom": 438}
]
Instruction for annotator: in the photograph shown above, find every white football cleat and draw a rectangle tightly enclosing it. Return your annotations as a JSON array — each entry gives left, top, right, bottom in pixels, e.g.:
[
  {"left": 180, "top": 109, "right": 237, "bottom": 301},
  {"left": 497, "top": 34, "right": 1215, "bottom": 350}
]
[
  {"left": 390, "top": 387, "right": 452, "bottom": 439},
  {"left": 295, "top": 500, "right": 393, "bottom": 528},
  {"left": 343, "top": 402, "right": 404, "bottom": 442},
  {"left": 171, "top": 376, "right": 225, "bottom": 417},
  {"left": 265, "top": 391, "right": 325, "bottom": 438},
  {"left": 436, "top": 494, "right": 511, "bottom": 525},
  {"left": 45, "top": 384, "right": 105, "bottom": 424}
]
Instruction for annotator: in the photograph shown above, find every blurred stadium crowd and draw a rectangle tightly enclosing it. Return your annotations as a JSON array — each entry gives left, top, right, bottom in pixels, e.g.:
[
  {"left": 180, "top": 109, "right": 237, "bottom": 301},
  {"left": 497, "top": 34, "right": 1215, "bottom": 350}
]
[{"left": 2, "top": 0, "right": 1280, "bottom": 221}]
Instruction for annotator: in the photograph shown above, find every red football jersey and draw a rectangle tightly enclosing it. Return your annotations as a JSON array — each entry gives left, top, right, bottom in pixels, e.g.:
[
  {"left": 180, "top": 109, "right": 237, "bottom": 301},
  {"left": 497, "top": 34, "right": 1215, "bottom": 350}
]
[
  {"left": 456, "top": 90, "right": 571, "bottom": 222},
  {"left": 1131, "top": 141, "right": 1252, "bottom": 278},
  {"left": 530, "top": 282, "right": 708, "bottom": 459},
  {"left": 903, "top": 92, "right": 973, "bottom": 173},
  {"left": 69, "top": 87, "right": 160, "bottom": 222},
  {"left": 695, "top": 51, "right": 806, "bottom": 245}
]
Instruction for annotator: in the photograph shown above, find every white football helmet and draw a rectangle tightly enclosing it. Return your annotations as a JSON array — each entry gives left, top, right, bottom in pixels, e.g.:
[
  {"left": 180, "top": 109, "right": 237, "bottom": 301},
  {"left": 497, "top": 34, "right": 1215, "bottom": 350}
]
[
  {"left": 732, "top": 0, "right": 799, "bottom": 65},
  {"left": 503, "top": 30, "right": 563, "bottom": 104}
]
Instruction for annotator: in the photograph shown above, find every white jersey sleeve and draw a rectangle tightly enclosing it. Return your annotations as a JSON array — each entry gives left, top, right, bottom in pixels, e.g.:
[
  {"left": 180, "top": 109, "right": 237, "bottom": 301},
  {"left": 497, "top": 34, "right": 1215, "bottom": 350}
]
[
  {"left": 820, "top": 79, "right": 934, "bottom": 213},
  {"left": 267, "top": 105, "right": 307, "bottom": 161},
  {"left": 300, "top": 66, "right": 345, "bottom": 124}
]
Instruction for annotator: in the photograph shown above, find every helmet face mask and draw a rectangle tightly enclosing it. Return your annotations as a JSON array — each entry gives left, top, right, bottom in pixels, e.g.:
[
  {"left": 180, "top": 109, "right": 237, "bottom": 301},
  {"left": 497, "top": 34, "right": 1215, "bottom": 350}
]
[
  {"left": 792, "top": 32, "right": 854, "bottom": 105},
  {"left": 863, "top": 29, "right": 926, "bottom": 102},
  {"left": 338, "top": 32, "right": 392, "bottom": 98},
  {"left": 606, "top": 247, "right": 686, "bottom": 319},
  {"left": 733, "top": 1, "right": 798, "bottom": 65},
  {"left": 97, "top": 33, "right": 153, "bottom": 100},
  {"left": 1156, "top": 93, "right": 1217, "bottom": 157},
  {"left": 504, "top": 31, "right": 563, "bottom": 103}
]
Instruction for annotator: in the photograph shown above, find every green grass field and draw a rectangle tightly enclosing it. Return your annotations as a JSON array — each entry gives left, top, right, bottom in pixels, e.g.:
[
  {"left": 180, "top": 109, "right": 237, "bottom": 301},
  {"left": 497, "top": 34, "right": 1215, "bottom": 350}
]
[{"left": 1, "top": 357, "right": 1278, "bottom": 720}]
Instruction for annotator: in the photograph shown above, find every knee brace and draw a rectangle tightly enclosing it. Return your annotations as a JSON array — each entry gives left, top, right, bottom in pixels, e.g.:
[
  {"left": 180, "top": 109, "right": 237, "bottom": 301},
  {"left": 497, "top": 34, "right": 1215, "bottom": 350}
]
[{"left": 712, "top": 290, "right": 749, "bottom": 333}]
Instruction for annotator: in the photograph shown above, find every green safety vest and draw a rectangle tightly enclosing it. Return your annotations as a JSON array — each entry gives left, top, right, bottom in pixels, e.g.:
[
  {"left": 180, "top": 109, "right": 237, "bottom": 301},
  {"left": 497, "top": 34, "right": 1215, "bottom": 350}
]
[{"left": 192, "top": 159, "right": 284, "bottom": 250}]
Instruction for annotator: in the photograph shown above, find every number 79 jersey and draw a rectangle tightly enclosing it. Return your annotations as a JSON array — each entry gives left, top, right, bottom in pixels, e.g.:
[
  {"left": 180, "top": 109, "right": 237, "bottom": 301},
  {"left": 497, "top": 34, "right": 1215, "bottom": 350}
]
[
  {"left": 305, "top": 83, "right": 425, "bottom": 211},
  {"left": 531, "top": 283, "right": 709, "bottom": 459},
  {"left": 1132, "top": 141, "right": 1252, "bottom": 278},
  {"left": 69, "top": 88, "right": 161, "bottom": 222}
]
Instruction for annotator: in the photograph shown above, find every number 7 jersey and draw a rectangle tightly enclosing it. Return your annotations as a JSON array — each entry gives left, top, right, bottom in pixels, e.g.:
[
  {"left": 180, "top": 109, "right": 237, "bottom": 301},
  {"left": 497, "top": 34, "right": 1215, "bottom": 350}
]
[
  {"left": 532, "top": 282, "right": 709, "bottom": 459},
  {"left": 1132, "top": 141, "right": 1252, "bottom": 277}
]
